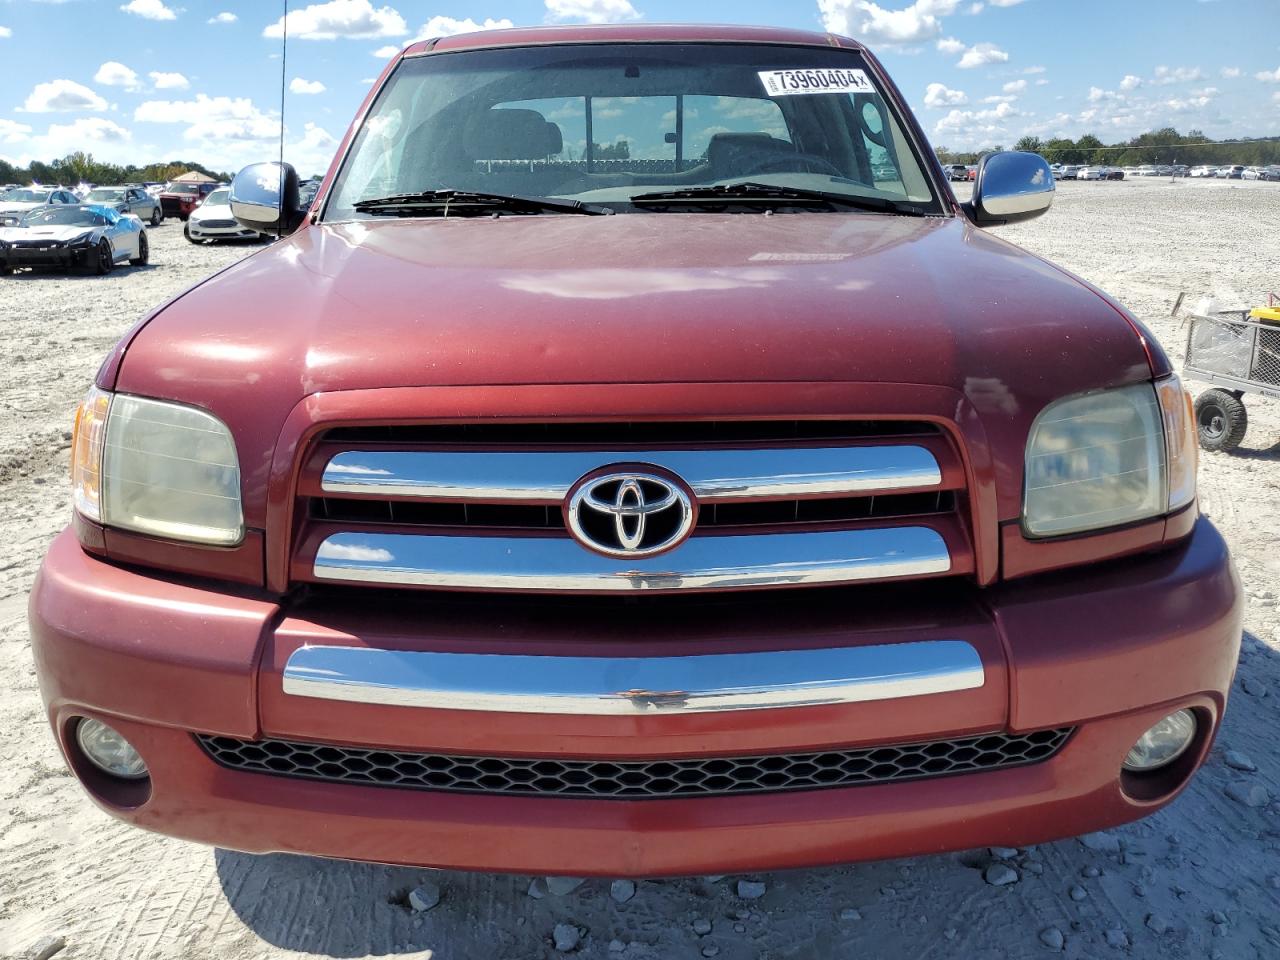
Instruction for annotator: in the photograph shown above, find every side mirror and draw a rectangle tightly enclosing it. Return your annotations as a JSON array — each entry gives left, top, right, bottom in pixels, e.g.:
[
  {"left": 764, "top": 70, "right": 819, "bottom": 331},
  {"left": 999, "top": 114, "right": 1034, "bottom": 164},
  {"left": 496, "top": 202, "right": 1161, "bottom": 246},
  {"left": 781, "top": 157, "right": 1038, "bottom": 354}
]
[
  {"left": 962, "top": 151, "right": 1054, "bottom": 227},
  {"left": 230, "top": 161, "right": 306, "bottom": 237}
]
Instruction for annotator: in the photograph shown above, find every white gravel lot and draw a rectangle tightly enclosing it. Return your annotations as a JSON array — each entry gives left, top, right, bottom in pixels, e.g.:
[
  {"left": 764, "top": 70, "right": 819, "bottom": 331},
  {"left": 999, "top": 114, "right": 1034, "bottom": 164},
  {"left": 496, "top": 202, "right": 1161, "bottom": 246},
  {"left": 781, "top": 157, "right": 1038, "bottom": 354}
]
[{"left": 1, "top": 178, "right": 1278, "bottom": 960}]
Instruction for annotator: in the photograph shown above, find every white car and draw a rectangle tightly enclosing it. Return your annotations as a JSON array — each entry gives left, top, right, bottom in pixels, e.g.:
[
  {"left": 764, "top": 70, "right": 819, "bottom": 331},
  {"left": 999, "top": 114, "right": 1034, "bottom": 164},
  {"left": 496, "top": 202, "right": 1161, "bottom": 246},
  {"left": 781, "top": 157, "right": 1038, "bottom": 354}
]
[
  {"left": 184, "top": 187, "right": 266, "bottom": 244},
  {"left": 1241, "top": 167, "right": 1265, "bottom": 181},
  {"left": 0, "top": 186, "right": 80, "bottom": 223},
  {"left": 1076, "top": 166, "right": 1103, "bottom": 181},
  {"left": 0, "top": 203, "right": 148, "bottom": 275}
]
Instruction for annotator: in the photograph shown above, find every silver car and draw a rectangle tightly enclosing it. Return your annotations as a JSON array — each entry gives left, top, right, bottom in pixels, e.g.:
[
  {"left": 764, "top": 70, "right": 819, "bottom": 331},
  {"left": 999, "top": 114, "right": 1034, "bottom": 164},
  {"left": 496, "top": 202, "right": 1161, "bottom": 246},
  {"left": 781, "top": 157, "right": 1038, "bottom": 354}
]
[
  {"left": 0, "top": 203, "right": 149, "bottom": 275},
  {"left": 85, "top": 185, "right": 164, "bottom": 226},
  {"left": 0, "top": 186, "right": 80, "bottom": 223}
]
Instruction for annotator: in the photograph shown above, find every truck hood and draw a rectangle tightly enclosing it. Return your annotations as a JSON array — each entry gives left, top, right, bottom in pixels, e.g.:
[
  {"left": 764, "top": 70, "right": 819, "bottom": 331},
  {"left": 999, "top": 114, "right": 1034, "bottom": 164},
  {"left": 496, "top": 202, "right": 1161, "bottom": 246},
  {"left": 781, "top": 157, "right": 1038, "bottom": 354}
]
[{"left": 114, "top": 213, "right": 1157, "bottom": 526}]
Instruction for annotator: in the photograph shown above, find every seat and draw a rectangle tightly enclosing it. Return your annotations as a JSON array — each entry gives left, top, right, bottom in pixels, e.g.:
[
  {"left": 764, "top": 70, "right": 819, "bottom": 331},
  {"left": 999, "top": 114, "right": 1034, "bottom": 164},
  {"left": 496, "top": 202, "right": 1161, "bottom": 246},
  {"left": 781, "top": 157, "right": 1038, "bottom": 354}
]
[
  {"left": 706, "top": 132, "right": 797, "bottom": 180},
  {"left": 462, "top": 109, "right": 563, "bottom": 162}
]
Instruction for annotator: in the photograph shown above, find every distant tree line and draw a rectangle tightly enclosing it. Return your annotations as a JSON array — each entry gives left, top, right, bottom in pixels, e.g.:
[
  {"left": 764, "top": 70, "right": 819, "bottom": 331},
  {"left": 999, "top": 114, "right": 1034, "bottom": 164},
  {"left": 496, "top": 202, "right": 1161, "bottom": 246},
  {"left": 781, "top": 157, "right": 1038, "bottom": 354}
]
[
  {"left": 935, "top": 128, "right": 1280, "bottom": 167},
  {"left": 0, "top": 151, "right": 234, "bottom": 186}
]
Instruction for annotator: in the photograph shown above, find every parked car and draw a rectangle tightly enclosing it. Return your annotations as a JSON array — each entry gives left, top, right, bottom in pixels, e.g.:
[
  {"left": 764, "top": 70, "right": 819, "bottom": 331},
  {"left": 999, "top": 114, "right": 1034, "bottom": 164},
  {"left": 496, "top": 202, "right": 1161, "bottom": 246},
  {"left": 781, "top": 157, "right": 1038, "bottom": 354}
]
[
  {"left": 159, "top": 180, "right": 220, "bottom": 220},
  {"left": 943, "top": 164, "right": 967, "bottom": 182},
  {"left": 1076, "top": 166, "right": 1102, "bottom": 181},
  {"left": 1105, "top": 167, "right": 1125, "bottom": 180},
  {"left": 1137, "top": 165, "right": 1157, "bottom": 177},
  {"left": 184, "top": 186, "right": 265, "bottom": 243},
  {"left": 1224, "top": 165, "right": 1245, "bottom": 179},
  {"left": 0, "top": 186, "right": 79, "bottom": 224},
  {"left": 0, "top": 203, "right": 147, "bottom": 274},
  {"left": 1189, "top": 165, "right": 1214, "bottom": 178},
  {"left": 1241, "top": 167, "right": 1264, "bottom": 181},
  {"left": 29, "top": 23, "right": 1239, "bottom": 878},
  {"left": 1058, "top": 165, "right": 1079, "bottom": 180},
  {"left": 85, "top": 185, "right": 165, "bottom": 226},
  {"left": 1261, "top": 166, "right": 1280, "bottom": 182}
]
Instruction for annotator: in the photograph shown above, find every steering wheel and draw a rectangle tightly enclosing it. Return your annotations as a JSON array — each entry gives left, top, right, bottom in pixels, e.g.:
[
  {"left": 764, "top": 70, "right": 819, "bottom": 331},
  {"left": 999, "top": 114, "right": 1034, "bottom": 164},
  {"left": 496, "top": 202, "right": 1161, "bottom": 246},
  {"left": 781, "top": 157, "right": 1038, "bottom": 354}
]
[{"left": 739, "top": 153, "right": 845, "bottom": 178}]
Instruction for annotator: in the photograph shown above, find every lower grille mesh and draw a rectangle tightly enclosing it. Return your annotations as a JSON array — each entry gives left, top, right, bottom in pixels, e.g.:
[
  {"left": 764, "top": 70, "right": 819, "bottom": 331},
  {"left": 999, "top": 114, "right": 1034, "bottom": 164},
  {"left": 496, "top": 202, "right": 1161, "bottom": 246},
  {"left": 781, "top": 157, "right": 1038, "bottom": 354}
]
[{"left": 196, "top": 729, "right": 1072, "bottom": 800}]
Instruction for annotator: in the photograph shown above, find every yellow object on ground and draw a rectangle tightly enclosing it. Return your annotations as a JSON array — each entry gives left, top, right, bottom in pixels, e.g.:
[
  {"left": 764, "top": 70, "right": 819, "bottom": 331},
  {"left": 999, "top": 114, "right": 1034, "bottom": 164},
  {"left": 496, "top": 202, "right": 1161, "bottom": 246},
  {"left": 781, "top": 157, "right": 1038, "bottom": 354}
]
[{"left": 1249, "top": 306, "right": 1280, "bottom": 324}]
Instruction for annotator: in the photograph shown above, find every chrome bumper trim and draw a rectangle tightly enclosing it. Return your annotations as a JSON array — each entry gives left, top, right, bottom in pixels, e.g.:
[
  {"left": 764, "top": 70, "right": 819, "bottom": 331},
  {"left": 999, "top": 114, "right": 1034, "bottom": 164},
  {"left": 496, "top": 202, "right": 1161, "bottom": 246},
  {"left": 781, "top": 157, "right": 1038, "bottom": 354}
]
[
  {"left": 312, "top": 527, "right": 951, "bottom": 592},
  {"left": 321, "top": 446, "right": 942, "bottom": 501},
  {"left": 282, "top": 640, "right": 985, "bottom": 714}
]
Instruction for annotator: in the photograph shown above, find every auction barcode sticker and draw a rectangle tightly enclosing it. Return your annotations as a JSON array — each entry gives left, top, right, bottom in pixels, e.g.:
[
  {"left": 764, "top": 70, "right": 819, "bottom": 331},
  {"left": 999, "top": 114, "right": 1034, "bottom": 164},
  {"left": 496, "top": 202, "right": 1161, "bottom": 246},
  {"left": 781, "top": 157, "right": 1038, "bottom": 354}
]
[{"left": 758, "top": 68, "right": 874, "bottom": 97}]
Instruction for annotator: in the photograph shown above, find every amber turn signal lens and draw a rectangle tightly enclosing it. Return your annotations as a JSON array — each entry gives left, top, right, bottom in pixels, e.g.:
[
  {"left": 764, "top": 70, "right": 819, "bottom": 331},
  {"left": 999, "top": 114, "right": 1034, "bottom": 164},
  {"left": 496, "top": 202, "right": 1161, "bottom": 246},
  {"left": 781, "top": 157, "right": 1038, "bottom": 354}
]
[
  {"left": 71, "top": 387, "right": 111, "bottom": 522},
  {"left": 1157, "top": 376, "right": 1197, "bottom": 512}
]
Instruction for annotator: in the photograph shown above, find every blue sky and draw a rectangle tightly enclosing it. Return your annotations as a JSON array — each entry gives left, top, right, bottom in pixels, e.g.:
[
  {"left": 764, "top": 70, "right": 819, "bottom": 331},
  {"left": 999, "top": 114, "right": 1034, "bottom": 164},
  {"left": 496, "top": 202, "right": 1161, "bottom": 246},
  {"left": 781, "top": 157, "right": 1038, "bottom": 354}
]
[{"left": 1, "top": 0, "right": 1277, "bottom": 175}]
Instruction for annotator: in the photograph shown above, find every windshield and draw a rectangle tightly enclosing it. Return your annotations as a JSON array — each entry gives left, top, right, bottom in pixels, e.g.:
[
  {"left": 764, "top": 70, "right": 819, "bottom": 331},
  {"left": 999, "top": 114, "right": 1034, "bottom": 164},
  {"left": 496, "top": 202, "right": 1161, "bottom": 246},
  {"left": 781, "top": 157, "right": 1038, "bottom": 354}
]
[
  {"left": 87, "top": 188, "right": 125, "bottom": 201},
  {"left": 21, "top": 206, "right": 106, "bottom": 227},
  {"left": 5, "top": 189, "right": 52, "bottom": 203},
  {"left": 325, "top": 43, "right": 940, "bottom": 219},
  {"left": 165, "top": 182, "right": 200, "bottom": 195},
  {"left": 203, "top": 188, "right": 231, "bottom": 205}
]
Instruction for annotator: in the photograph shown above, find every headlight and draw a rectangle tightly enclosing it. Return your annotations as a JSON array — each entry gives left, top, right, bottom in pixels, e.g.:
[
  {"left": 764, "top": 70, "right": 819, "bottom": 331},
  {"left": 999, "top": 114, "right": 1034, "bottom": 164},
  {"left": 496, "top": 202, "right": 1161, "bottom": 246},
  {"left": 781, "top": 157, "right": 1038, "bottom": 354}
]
[
  {"left": 68, "top": 232, "right": 93, "bottom": 247},
  {"left": 71, "top": 388, "right": 243, "bottom": 545},
  {"left": 1024, "top": 378, "right": 1196, "bottom": 537}
]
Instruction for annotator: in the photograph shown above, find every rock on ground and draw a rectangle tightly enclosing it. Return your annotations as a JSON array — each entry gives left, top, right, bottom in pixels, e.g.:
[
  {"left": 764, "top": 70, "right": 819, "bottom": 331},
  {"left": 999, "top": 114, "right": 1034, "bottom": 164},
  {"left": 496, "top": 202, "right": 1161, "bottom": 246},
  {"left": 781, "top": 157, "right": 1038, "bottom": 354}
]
[
  {"left": 609, "top": 879, "right": 635, "bottom": 903},
  {"left": 553, "top": 923, "right": 581, "bottom": 952}
]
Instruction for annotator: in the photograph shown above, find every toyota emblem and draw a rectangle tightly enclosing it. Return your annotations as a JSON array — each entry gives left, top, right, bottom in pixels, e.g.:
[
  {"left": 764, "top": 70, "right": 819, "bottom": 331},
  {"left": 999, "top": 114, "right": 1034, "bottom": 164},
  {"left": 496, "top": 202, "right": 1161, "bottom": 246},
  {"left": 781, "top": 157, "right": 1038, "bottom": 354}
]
[{"left": 566, "top": 470, "right": 696, "bottom": 558}]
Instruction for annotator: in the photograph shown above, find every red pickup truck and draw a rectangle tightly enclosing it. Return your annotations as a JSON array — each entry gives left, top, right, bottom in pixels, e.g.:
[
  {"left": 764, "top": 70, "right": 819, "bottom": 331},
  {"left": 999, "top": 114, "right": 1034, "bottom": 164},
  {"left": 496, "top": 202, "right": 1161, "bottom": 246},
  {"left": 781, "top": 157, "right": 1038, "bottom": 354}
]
[{"left": 30, "top": 24, "right": 1240, "bottom": 877}]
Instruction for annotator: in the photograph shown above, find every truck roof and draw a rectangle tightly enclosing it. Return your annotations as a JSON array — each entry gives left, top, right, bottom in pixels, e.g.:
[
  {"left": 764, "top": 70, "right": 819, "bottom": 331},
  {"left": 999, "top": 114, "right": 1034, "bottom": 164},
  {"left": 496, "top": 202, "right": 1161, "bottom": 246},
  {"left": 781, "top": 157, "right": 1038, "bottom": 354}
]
[{"left": 406, "top": 23, "right": 862, "bottom": 58}]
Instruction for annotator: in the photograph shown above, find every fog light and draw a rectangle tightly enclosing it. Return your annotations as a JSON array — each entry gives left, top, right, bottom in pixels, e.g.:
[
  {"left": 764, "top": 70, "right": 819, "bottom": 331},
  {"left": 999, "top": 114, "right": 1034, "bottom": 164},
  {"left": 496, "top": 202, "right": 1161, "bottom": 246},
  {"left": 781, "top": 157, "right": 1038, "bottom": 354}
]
[
  {"left": 1123, "top": 710, "right": 1197, "bottom": 772},
  {"left": 76, "top": 718, "right": 149, "bottom": 780}
]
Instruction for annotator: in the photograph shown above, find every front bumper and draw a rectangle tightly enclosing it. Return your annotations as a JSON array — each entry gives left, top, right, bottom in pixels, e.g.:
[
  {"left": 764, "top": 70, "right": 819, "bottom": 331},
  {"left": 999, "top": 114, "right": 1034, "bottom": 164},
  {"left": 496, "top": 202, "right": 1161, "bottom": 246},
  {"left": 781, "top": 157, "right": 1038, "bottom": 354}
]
[
  {"left": 2, "top": 243, "right": 92, "bottom": 269},
  {"left": 187, "top": 221, "right": 261, "bottom": 241},
  {"left": 29, "top": 518, "right": 1241, "bottom": 875}
]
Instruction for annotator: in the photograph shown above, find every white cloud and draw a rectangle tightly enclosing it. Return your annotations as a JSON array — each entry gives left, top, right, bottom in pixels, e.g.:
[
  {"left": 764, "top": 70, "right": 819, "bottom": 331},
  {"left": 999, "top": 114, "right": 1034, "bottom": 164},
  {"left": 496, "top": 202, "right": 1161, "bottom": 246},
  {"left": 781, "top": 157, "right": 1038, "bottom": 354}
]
[
  {"left": 1219, "top": 66, "right": 1240, "bottom": 79},
  {"left": 21, "top": 79, "right": 108, "bottom": 113},
  {"left": 149, "top": 71, "right": 189, "bottom": 90},
  {"left": 1119, "top": 74, "right": 1142, "bottom": 91},
  {"left": 135, "top": 94, "right": 279, "bottom": 142},
  {"left": 1002, "top": 78, "right": 1026, "bottom": 93},
  {"left": 264, "top": 0, "right": 408, "bottom": 40},
  {"left": 821, "top": 0, "right": 963, "bottom": 46},
  {"left": 545, "top": 0, "right": 641, "bottom": 24},
  {"left": 372, "top": 44, "right": 400, "bottom": 56},
  {"left": 94, "top": 61, "right": 140, "bottom": 90},
  {"left": 290, "top": 77, "right": 327, "bottom": 95},
  {"left": 47, "top": 117, "right": 131, "bottom": 144},
  {"left": 986, "top": 0, "right": 1024, "bottom": 5},
  {"left": 923, "top": 82, "right": 967, "bottom": 107},
  {"left": 420, "top": 15, "right": 515, "bottom": 36},
  {"left": 967, "top": 1, "right": 982, "bottom": 11},
  {"left": 1022, "top": 65, "right": 1045, "bottom": 74},
  {"left": 981, "top": 94, "right": 1016, "bottom": 103},
  {"left": 936, "top": 36, "right": 965, "bottom": 54},
  {"left": 120, "top": 0, "right": 177, "bottom": 21},
  {"left": 0, "top": 25, "right": 11, "bottom": 38},
  {"left": 935, "top": 98, "right": 1018, "bottom": 135},
  {"left": 1256, "top": 66, "right": 1280, "bottom": 82},
  {"left": 0, "top": 118, "right": 32, "bottom": 142},
  {"left": 208, "top": 11, "right": 237, "bottom": 24},
  {"left": 957, "top": 41, "right": 1008, "bottom": 68},
  {"left": 1154, "top": 65, "right": 1203, "bottom": 85},
  {"left": 1034, "top": 78, "right": 1048, "bottom": 86}
]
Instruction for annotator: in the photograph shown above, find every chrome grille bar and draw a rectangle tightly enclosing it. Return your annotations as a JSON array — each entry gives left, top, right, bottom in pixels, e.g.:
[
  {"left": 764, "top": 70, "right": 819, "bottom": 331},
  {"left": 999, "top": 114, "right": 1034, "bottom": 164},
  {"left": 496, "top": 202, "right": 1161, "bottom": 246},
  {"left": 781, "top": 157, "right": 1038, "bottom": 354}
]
[
  {"left": 281, "top": 640, "right": 985, "bottom": 714},
  {"left": 321, "top": 446, "right": 942, "bottom": 501},
  {"left": 312, "top": 527, "right": 951, "bottom": 592}
]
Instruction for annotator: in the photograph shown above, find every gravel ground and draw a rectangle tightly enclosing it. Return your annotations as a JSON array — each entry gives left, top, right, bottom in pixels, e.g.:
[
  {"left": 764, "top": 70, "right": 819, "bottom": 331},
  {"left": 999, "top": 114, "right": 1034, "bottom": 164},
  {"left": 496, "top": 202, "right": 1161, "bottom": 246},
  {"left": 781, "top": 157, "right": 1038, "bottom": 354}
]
[{"left": 1, "top": 178, "right": 1278, "bottom": 960}]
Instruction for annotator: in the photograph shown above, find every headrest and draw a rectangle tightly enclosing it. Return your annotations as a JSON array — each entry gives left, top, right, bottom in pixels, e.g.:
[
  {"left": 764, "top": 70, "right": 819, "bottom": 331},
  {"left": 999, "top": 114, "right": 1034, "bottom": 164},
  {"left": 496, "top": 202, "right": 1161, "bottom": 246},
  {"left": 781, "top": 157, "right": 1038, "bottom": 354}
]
[
  {"left": 463, "top": 109, "right": 563, "bottom": 160},
  {"left": 707, "top": 132, "right": 793, "bottom": 170}
]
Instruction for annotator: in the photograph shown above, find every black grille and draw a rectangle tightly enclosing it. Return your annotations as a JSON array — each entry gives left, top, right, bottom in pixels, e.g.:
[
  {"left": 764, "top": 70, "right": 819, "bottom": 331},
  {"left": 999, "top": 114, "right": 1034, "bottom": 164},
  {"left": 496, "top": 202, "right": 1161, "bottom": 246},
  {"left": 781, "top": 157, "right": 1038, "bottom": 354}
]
[
  {"left": 196, "top": 728, "right": 1072, "bottom": 800},
  {"left": 197, "top": 218, "right": 237, "bottom": 229},
  {"left": 312, "top": 490, "right": 956, "bottom": 531}
]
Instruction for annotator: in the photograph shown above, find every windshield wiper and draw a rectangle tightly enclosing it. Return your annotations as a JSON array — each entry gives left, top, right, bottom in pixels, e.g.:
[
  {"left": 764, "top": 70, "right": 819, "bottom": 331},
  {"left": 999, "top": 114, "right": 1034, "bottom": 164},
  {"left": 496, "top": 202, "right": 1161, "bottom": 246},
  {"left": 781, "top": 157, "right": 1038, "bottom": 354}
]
[
  {"left": 353, "top": 189, "right": 613, "bottom": 217},
  {"left": 629, "top": 182, "right": 929, "bottom": 216}
]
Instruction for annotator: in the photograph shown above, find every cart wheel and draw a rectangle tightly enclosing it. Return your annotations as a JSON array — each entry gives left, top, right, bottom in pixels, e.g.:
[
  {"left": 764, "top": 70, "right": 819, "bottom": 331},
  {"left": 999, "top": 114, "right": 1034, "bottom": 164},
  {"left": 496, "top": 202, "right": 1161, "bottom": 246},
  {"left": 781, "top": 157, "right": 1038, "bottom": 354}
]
[{"left": 1194, "top": 389, "right": 1247, "bottom": 452}]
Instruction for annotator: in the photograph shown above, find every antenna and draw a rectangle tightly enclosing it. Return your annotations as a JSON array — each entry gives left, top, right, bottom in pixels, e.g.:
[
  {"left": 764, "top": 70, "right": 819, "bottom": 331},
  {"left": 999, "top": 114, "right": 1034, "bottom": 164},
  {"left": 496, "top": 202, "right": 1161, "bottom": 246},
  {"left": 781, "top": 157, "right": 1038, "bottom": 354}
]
[{"left": 278, "top": 0, "right": 287, "bottom": 171}]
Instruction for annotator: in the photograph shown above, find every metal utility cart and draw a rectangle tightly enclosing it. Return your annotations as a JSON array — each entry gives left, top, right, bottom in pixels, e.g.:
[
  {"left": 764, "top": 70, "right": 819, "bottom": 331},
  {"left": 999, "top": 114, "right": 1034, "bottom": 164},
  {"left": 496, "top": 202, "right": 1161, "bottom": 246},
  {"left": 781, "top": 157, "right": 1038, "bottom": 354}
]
[{"left": 1178, "top": 293, "right": 1280, "bottom": 452}]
